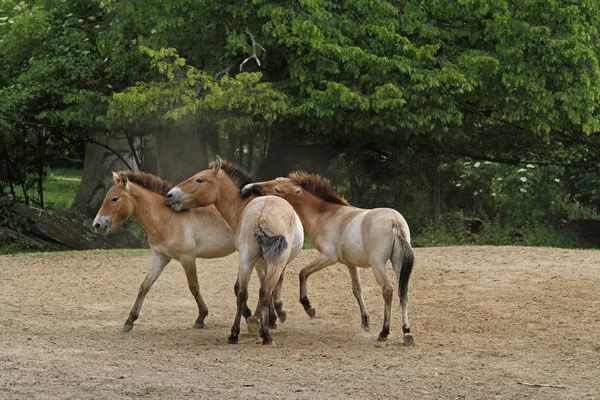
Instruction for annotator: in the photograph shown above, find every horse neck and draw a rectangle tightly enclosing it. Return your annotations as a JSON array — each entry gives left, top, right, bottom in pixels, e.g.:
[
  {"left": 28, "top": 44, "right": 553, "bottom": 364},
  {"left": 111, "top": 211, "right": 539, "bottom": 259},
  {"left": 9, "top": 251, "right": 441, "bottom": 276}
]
[
  {"left": 129, "top": 184, "right": 170, "bottom": 237},
  {"left": 213, "top": 177, "right": 249, "bottom": 233},
  {"left": 289, "top": 194, "right": 340, "bottom": 237}
]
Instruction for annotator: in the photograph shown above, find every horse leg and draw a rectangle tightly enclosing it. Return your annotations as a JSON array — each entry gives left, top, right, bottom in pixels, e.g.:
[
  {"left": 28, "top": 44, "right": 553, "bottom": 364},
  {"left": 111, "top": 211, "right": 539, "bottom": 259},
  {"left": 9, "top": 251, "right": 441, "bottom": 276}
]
[
  {"left": 233, "top": 280, "right": 253, "bottom": 320},
  {"left": 273, "top": 271, "right": 287, "bottom": 324},
  {"left": 228, "top": 254, "right": 255, "bottom": 344},
  {"left": 370, "top": 262, "right": 394, "bottom": 341},
  {"left": 123, "top": 254, "right": 171, "bottom": 332},
  {"left": 299, "top": 255, "right": 336, "bottom": 318},
  {"left": 255, "top": 265, "right": 278, "bottom": 329},
  {"left": 181, "top": 258, "right": 209, "bottom": 329},
  {"left": 347, "top": 266, "right": 370, "bottom": 330},
  {"left": 390, "top": 238, "right": 415, "bottom": 345},
  {"left": 245, "top": 264, "right": 266, "bottom": 334},
  {"left": 259, "top": 260, "right": 288, "bottom": 345}
]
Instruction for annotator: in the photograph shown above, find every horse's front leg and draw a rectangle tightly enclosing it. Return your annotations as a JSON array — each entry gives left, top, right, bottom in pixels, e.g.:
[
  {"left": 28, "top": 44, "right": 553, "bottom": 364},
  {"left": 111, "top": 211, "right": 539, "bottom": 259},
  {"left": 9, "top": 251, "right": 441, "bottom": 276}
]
[
  {"left": 298, "top": 254, "right": 336, "bottom": 318},
  {"left": 124, "top": 254, "right": 171, "bottom": 332},
  {"left": 181, "top": 258, "right": 209, "bottom": 329},
  {"left": 348, "top": 266, "right": 370, "bottom": 330}
]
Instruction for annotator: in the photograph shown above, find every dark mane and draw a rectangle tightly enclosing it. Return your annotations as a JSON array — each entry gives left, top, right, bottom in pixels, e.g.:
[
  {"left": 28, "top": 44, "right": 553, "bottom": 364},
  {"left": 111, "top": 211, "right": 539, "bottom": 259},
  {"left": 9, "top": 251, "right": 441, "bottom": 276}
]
[
  {"left": 288, "top": 171, "right": 349, "bottom": 206},
  {"left": 118, "top": 171, "right": 173, "bottom": 196},
  {"left": 210, "top": 159, "right": 255, "bottom": 191}
]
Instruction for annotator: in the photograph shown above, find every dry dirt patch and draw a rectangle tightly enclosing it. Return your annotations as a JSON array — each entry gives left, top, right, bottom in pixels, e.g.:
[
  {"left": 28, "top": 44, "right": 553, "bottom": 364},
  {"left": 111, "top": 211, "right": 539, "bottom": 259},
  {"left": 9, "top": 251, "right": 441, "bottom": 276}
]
[{"left": 1, "top": 247, "right": 599, "bottom": 399}]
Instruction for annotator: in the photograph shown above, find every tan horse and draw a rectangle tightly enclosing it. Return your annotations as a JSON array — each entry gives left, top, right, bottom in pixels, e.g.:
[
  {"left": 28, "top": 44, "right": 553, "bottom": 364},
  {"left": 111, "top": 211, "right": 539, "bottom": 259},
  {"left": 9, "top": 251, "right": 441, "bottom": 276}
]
[
  {"left": 165, "top": 157, "right": 304, "bottom": 345},
  {"left": 242, "top": 172, "right": 415, "bottom": 345},
  {"left": 93, "top": 171, "right": 244, "bottom": 332}
]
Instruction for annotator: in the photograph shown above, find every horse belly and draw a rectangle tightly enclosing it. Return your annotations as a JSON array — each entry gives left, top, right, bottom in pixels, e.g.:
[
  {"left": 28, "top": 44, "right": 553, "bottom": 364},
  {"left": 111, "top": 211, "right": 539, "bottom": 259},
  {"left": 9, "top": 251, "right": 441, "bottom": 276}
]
[{"left": 338, "top": 246, "right": 369, "bottom": 268}]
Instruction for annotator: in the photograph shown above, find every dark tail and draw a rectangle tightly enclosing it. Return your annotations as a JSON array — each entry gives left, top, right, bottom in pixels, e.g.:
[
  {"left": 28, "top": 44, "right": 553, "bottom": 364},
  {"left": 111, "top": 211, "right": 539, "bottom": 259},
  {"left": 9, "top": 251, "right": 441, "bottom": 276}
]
[
  {"left": 391, "top": 226, "right": 414, "bottom": 304},
  {"left": 254, "top": 226, "right": 288, "bottom": 264}
]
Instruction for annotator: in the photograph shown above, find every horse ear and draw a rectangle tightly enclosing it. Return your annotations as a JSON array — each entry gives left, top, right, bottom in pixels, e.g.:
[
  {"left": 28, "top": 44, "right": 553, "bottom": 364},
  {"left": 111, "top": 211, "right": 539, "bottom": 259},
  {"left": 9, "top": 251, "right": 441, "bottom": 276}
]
[
  {"left": 112, "top": 172, "right": 119, "bottom": 184},
  {"left": 213, "top": 155, "right": 222, "bottom": 174},
  {"left": 120, "top": 174, "right": 129, "bottom": 188}
]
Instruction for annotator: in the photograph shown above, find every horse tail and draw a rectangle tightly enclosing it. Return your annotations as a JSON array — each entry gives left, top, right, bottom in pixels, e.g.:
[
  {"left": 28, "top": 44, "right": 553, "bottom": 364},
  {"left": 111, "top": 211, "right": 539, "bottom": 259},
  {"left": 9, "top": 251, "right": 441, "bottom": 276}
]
[
  {"left": 254, "top": 226, "right": 288, "bottom": 264},
  {"left": 391, "top": 224, "right": 414, "bottom": 305}
]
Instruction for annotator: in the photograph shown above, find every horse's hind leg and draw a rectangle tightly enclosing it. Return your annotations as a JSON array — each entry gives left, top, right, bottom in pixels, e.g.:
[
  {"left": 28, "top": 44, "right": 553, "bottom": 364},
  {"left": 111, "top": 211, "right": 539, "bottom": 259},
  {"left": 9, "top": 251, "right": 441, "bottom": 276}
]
[
  {"left": 245, "top": 264, "right": 266, "bottom": 334},
  {"left": 299, "top": 255, "right": 336, "bottom": 318},
  {"left": 124, "top": 254, "right": 171, "bottom": 332},
  {"left": 370, "top": 262, "right": 394, "bottom": 341},
  {"left": 273, "top": 272, "right": 287, "bottom": 323},
  {"left": 181, "top": 258, "right": 209, "bottom": 329},
  {"left": 259, "top": 261, "right": 288, "bottom": 345},
  {"left": 348, "top": 266, "right": 370, "bottom": 329},
  {"left": 229, "top": 253, "right": 255, "bottom": 344}
]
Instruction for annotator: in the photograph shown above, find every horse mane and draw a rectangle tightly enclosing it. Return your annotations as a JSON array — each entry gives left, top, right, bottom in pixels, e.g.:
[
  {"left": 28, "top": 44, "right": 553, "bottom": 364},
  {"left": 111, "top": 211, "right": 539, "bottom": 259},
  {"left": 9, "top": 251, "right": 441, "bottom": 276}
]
[
  {"left": 118, "top": 171, "right": 173, "bottom": 196},
  {"left": 288, "top": 171, "right": 349, "bottom": 206},
  {"left": 209, "top": 159, "right": 255, "bottom": 192}
]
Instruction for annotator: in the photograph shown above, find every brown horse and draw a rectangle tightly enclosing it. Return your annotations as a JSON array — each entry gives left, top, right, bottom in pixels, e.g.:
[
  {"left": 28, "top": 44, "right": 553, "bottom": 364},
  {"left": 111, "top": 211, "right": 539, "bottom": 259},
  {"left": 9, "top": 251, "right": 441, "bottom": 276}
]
[
  {"left": 93, "top": 171, "right": 244, "bottom": 332},
  {"left": 165, "top": 157, "right": 304, "bottom": 345},
  {"left": 242, "top": 172, "right": 415, "bottom": 345}
]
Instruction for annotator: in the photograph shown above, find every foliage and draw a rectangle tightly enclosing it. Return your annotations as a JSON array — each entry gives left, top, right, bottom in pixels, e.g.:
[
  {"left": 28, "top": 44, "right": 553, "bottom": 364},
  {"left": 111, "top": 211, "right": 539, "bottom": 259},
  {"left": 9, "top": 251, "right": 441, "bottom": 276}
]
[
  {"left": 2, "top": 0, "right": 600, "bottom": 249},
  {"left": 0, "top": 196, "right": 29, "bottom": 233}
]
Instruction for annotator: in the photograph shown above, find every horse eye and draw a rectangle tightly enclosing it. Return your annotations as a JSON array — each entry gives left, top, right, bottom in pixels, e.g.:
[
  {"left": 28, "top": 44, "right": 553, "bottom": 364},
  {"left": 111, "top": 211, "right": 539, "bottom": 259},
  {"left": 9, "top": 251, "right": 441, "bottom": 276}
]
[
  {"left": 112, "top": 197, "right": 119, "bottom": 203},
  {"left": 196, "top": 178, "right": 204, "bottom": 184},
  {"left": 274, "top": 187, "right": 281, "bottom": 193}
]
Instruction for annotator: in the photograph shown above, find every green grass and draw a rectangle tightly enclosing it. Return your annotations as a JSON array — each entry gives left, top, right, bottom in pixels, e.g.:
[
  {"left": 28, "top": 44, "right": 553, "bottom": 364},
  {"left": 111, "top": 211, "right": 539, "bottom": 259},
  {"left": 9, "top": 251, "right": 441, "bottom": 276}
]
[
  {"left": 43, "top": 168, "right": 82, "bottom": 211},
  {"left": 2, "top": 168, "right": 82, "bottom": 211}
]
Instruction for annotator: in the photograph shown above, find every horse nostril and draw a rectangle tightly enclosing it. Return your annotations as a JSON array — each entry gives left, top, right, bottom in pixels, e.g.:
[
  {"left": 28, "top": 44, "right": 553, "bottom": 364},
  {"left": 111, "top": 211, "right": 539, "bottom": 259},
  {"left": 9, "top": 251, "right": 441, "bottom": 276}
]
[
  {"left": 93, "top": 223, "right": 101, "bottom": 229},
  {"left": 166, "top": 193, "right": 173, "bottom": 199}
]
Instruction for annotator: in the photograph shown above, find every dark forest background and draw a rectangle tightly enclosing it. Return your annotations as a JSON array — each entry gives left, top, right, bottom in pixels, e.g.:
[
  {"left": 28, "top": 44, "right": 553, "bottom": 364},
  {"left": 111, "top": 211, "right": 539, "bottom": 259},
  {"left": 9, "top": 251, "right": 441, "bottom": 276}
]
[{"left": 3, "top": 0, "right": 600, "bottom": 248}]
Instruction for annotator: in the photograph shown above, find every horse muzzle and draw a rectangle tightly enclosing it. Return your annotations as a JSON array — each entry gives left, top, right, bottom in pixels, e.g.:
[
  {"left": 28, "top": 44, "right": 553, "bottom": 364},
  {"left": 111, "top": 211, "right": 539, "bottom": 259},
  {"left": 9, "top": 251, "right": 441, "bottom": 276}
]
[
  {"left": 92, "top": 215, "right": 112, "bottom": 235},
  {"left": 165, "top": 188, "right": 185, "bottom": 211},
  {"left": 241, "top": 183, "right": 262, "bottom": 197}
]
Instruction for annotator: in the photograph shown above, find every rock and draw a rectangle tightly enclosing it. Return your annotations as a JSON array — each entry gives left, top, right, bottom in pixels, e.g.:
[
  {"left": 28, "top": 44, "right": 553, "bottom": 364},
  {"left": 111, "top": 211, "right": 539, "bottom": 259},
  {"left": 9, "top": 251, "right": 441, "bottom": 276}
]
[{"left": 2, "top": 203, "right": 148, "bottom": 251}]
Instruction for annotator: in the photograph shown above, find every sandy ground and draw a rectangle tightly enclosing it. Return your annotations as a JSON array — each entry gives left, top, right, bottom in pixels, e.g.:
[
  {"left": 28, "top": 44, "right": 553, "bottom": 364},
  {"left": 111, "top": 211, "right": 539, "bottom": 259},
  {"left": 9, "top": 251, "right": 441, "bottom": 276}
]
[{"left": 1, "top": 247, "right": 599, "bottom": 399}]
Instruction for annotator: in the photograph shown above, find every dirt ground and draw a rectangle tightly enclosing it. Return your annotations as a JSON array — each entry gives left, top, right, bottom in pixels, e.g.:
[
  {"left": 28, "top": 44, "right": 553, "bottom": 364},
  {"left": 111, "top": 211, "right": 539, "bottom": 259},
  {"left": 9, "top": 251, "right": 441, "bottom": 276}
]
[{"left": 1, "top": 247, "right": 599, "bottom": 399}]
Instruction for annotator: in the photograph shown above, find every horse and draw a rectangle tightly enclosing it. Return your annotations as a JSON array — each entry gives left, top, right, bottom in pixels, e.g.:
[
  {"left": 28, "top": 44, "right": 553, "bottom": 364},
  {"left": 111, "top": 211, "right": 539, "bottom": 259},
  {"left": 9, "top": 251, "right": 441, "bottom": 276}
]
[
  {"left": 93, "top": 171, "right": 246, "bottom": 332},
  {"left": 165, "top": 156, "right": 304, "bottom": 345},
  {"left": 241, "top": 172, "right": 415, "bottom": 345}
]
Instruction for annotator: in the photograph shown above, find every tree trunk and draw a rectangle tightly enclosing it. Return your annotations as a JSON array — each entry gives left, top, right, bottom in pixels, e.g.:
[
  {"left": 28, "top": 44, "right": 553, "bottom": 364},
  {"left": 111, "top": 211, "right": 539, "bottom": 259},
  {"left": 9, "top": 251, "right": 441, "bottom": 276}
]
[
  {"left": 154, "top": 126, "right": 209, "bottom": 183},
  {"left": 227, "top": 131, "right": 238, "bottom": 162},
  {"left": 429, "top": 170, "right": 441, "bottom": 222},
  {"left": 246, "top": 132, "right": 255, "bottom": 171},
  {"left": 71, "top": 133, "right": 136, "bottom": 217}
]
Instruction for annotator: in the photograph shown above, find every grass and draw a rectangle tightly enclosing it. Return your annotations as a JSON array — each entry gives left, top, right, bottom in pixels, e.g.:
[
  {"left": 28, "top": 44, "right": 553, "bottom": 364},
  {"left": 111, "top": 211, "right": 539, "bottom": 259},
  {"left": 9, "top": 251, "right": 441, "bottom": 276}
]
[
  {"left": 2, "top": 168, "right": 82, "bottom": 212},
  {"left": 43, "top": 168, "right": 82, "bottom": 211}
]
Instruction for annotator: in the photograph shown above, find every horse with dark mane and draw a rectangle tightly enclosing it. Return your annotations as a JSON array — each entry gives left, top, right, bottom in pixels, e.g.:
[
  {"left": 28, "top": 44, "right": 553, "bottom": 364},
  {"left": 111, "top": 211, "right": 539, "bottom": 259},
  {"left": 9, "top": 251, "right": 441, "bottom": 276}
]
[
  {"left": 165, "top": 157, "right": 304, "bottom": 345},
  {"left": 93, "top": 171, "right": 240, "bottom": 332},
  {"left": 242, "top": 172, "right": 415, "bottom": 345}
]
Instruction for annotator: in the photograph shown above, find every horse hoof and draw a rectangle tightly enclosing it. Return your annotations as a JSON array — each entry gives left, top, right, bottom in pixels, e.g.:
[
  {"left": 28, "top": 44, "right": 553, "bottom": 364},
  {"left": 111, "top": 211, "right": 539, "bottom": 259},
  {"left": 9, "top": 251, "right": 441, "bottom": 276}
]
[
  {"left": 362, "top": 324, "right": 370, "bottom": 331},
  {"left": 262, "top": 337, "right": 274, "bottom": 346},
  {"left": 227, "top": 335, "right": 239, "bottom": 344},
  {"left": 306, "top": 307, "right": 316, "bottom": 318},
  {"left": 269, "top": 322, "right": 278, "bottom": 330},
  {"left": 278, "top": 311, "right": 287, "bottom": 324},
  {"left": 377, "top": 333, "right": 388, "bottom": 341},
  {"left": 193, "top": 321, "right": 205, "bottom": 329},
  {"left": 123, "top": 325, "right": 133, "bottom": 333},
  {"left": 246, "top": 316, "right": 260, "bottom": 333},
  {"left": 403, "top": 332, "right": 414, "bottom": 346}
]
